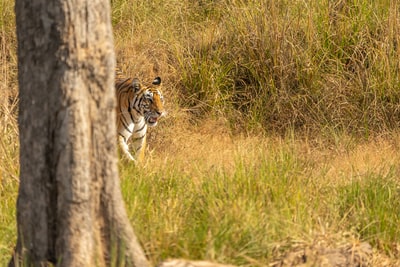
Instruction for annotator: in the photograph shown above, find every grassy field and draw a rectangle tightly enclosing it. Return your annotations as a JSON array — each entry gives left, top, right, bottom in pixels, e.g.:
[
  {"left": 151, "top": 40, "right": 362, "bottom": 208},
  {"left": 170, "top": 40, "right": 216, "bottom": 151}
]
[
  {"left": 118, "top": 124, "right": 400, "bottom": 266},
  {"left": 2, "top": 0, "right": 400, "bottom": 266}
]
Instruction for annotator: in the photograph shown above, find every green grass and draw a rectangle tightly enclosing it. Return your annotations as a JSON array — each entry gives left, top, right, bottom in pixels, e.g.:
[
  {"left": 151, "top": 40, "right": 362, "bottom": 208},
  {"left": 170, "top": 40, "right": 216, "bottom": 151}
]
[
  {"left": 337, "top": 171, "right": 400, "bottom": 252},
  {"left": 2, "top": 130, "right": 400, "bottom": 265},
  {"left": 0, "top": 106, "right": 18, "bottom": 264},
  {"left": 118, "top": 136, "right": 400, "bottom": 266},
  {"left": 0, "top": 0, "right": 18, "bottom": 255},
  {"left": 0, "top": 178, "right": 18, "bottom": 265}
]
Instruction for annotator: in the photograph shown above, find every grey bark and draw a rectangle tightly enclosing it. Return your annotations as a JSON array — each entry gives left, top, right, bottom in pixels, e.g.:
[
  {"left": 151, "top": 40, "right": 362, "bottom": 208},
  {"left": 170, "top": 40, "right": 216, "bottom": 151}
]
[{"left": 10, "top": 0, "right": 150, "bottom": 266}]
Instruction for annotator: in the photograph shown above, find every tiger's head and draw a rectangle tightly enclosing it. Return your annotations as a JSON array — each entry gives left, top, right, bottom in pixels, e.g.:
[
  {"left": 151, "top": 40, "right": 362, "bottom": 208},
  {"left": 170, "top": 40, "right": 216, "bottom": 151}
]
[{"left": 132, "top": 77, "right": 165, "bottom": 127}]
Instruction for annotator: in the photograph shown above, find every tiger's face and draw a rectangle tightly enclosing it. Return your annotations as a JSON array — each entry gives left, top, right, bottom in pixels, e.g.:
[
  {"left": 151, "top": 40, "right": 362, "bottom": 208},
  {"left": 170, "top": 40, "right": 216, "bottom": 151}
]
[{"left": 136, "top": 77, "right": 165, "bottom": 127}]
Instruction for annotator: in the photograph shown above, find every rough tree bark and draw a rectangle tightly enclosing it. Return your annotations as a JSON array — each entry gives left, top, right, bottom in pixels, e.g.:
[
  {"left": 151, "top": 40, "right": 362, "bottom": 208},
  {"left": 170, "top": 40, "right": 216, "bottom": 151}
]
[{"left": 10, "top": 0, "right": 150, "bottom": 266}]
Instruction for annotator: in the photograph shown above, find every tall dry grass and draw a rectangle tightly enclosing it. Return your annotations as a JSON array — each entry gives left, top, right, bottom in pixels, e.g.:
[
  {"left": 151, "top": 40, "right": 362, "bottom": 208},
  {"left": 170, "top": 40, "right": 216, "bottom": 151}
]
[
  {"left": 113, "top": 0, "right": 400, "bottom": 136},
  {"left": 0, "top": 0, "right": 18, "bottom": 182}
]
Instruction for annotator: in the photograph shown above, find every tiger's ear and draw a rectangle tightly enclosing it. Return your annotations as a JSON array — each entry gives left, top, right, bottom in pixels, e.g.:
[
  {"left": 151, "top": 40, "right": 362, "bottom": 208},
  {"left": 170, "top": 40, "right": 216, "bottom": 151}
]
[
  {"left": 132, "top": 78, "right": 141, "bottom": 91},
  {"left": 152, "top": 77, "right": 161, "bottom": 85}
]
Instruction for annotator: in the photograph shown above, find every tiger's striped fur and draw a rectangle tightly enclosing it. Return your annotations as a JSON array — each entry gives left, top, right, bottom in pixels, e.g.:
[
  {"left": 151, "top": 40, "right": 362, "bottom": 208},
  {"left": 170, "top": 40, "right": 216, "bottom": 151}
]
[{"left": 116, "top": 74, "right": 165, "bottom": 162}]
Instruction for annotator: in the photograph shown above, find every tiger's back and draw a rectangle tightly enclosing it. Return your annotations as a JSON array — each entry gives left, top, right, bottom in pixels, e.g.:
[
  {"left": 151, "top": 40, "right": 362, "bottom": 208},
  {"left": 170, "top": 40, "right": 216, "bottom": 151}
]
[{"left": 115, "top": 74, "right": 165, "bottom": 162}]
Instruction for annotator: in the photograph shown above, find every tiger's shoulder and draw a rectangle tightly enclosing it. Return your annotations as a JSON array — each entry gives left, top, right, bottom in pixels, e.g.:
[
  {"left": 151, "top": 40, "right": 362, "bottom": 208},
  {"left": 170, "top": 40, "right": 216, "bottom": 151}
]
[{"left": 114, "top": 69, "right": 140, "bottom": 93}]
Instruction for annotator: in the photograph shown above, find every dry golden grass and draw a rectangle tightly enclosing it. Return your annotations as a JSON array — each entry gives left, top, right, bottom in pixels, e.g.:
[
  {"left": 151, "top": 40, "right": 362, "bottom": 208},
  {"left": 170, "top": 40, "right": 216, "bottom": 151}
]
[
  {"left": 0, "top": 0, "right": 18, "bottom": 186},
  {"left": 149, "top": 118, "right": 400, "bottom": 182},
  {"left": 123, "top": 121, "right": 400, "bottom": 266},
  {"left": 323, "top": 137, "right": 400, "bottom": 183},
  {"left": 112, "top": 0, "right": 400, "bottom": 135}
]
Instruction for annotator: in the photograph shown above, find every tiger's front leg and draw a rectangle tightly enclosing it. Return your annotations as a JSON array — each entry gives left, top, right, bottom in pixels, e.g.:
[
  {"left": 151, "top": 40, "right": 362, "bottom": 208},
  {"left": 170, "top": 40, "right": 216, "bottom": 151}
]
[
  {"left": 130, "top": 134, "right": 147, "bottom": 163},
  {"left": 127, "top": 118, "right": 147, "bottom": 163},
  {"left": 118, "top": 135, "right": 136, "bottom": 162}
]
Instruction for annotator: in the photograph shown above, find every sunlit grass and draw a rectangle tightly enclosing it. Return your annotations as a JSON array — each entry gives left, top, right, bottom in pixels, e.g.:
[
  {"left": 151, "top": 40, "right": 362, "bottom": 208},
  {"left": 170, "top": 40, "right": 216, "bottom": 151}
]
[
  {"left": 119, "top": 131, "right": 400, "bottom": 265},
  {"left": 112, "top": 0, "right": 400, "bottom": 135},
  {"left": 0, "top": 0, "right": 18, "bottom": 264},
  {"left": 0, "top": 179, "right": 17, "bottom": 265}
]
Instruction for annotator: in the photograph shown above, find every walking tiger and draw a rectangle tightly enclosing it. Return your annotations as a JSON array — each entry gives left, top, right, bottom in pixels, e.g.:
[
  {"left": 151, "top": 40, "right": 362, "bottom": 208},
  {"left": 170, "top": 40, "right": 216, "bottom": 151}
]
[{"left": 115, "top": 72, "right": 165, "bottom": 162}]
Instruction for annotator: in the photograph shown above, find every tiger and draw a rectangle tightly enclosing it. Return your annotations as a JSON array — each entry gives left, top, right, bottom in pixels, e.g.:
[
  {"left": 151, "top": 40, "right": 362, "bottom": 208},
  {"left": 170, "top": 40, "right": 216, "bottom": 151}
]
[{"left": 115, "top": 73, "right": 165, "bottom": 162}]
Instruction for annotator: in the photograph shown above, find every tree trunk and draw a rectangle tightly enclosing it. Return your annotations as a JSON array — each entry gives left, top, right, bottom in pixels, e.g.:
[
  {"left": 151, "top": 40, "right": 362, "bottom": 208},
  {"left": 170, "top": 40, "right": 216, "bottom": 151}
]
[{"left": 10, "top": 0, "right": 150, "bottom": 266}]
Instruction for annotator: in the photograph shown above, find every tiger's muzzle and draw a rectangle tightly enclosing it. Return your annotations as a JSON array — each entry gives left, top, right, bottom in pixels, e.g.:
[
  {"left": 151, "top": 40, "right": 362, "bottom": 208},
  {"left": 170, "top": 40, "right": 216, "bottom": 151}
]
[{"left": 146, "top": 111, "right": 164, "bottom": 127}]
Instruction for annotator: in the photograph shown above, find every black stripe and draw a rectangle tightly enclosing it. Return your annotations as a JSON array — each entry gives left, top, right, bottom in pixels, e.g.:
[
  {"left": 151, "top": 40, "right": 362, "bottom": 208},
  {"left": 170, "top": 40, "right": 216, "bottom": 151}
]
[
  {"left": 120, "top": 113, "right": 132, "bottom": 133},
  {"left": 116, "top": 78, "right": 131, "bottom": 89},
  {"left": 135, "top": 123, "right": 146, "bottom": 132},
  {"left": 118, "top": 103, "right": 132, "bottom": 133},
  {"left": 132, "top": 135, "right": 146, "bottom": 141},
  {"left": 122, "top": 121, "right": 132, "bottom": 133},
  {"left": 118, "top": 133, "right": 127, "bottom": 142},
  {"left": 134, "top": 97, "right": 144, "bottom": 115},
  {"left": 128, "top": 98, "right": 136, "bottom": 123}
]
